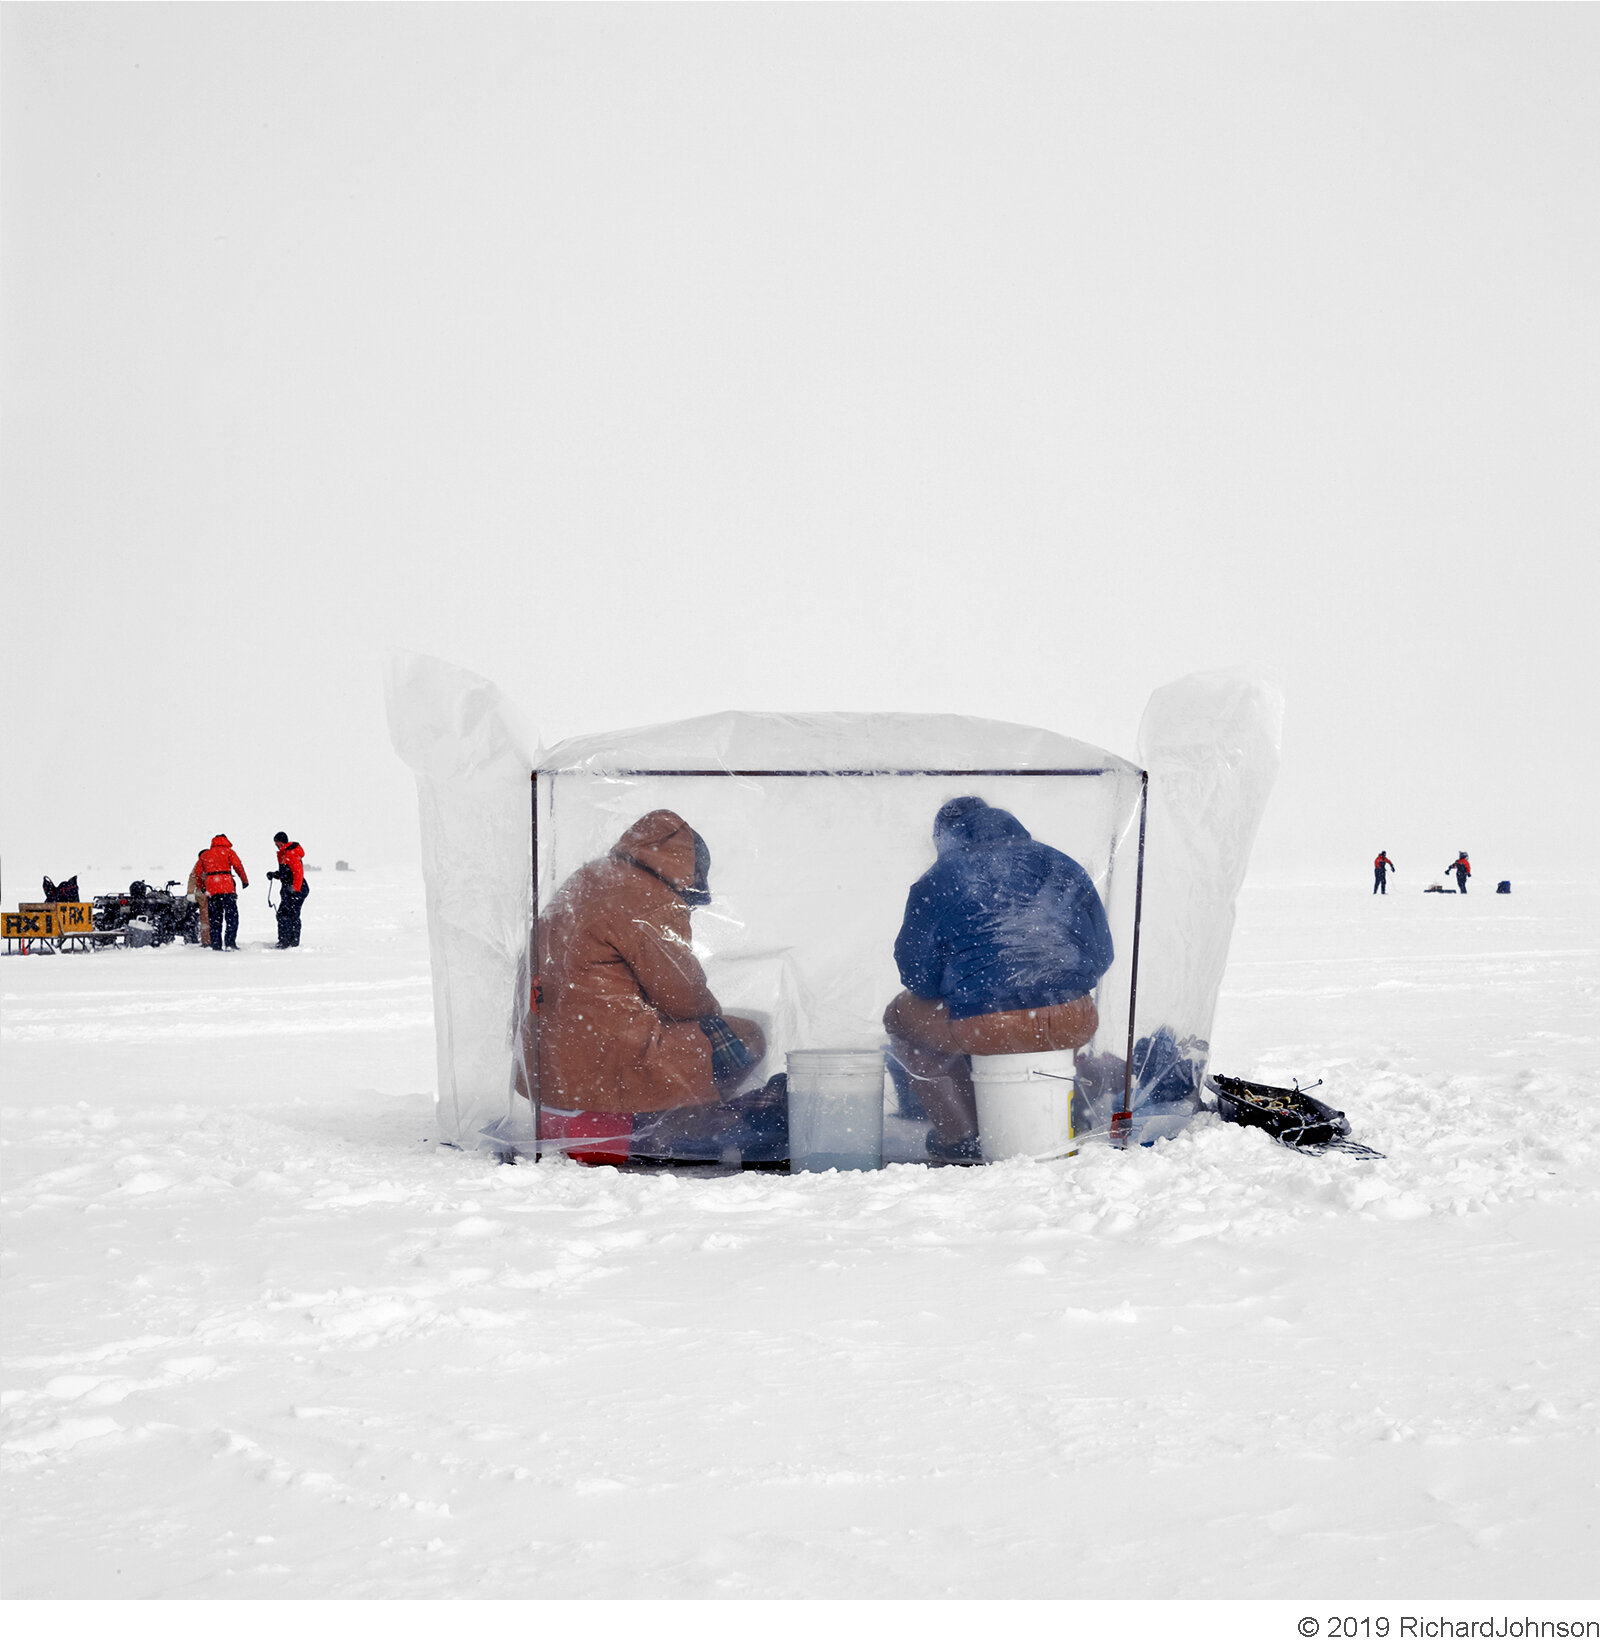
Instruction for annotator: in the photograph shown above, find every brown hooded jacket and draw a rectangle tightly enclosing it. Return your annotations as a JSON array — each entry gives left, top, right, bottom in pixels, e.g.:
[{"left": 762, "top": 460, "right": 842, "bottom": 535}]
[{"left": 535, "top": 810, "right": 722, "bottom": 1114}]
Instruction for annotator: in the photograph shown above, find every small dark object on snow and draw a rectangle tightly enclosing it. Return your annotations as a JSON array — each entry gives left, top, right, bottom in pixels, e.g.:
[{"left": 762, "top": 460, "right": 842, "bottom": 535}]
[
  {"left": 1423, "top": 883, "right": 1454, "bottom": 894},
  {"left": 1204, "top": 1073, "right": 1385, "bottom": 1160},
  {"left": 42, "top": 875, "right": 80, "bottom": 903},
  {"left": 1497, "top": 880, "right": 1511, "bottom": 894},
  {"left": 335, "top": 860, "right": 353, "bottom": 872}
]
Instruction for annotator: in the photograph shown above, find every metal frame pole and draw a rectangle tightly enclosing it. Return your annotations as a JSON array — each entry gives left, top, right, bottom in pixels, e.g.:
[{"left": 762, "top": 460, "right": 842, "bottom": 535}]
[
  {"left": 527, "top": 772, "right": 542, "bottom": 1158},
  {"left": 599, "top": 768, "right": 1114, "bottom": 779},
  {"left": 1113, "top": 771, "right": 1149, "bottom": 1149}
]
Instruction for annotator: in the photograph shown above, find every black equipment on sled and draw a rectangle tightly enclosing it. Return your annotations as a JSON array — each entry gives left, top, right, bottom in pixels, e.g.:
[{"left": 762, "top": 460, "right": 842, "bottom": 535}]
[
  {"left": 1203, "top": 1073, "right": 1385, "bottom": 1160},
  {"left": 92, "top": 879, "right": 200, "bottom": 946}
]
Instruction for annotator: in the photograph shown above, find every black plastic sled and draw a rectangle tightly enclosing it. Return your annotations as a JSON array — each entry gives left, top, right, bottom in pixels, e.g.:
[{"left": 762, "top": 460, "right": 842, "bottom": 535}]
[{"left": 1203, "top": 1073, "right": 1385, "bottom": 1161}]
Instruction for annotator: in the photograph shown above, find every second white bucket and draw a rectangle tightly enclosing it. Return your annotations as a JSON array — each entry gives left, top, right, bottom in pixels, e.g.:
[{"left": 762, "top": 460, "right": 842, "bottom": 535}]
[
  {"left": 970, "top": 1048, "right": 1077, "bottom": 1162},
  {"left": 787, "top": 1049, "right": 885, "bottom": 1173}
]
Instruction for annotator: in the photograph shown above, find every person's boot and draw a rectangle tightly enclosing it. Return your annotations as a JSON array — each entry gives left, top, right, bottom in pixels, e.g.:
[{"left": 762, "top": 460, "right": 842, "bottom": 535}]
[
  {"left": 733, "top": 1072, "right": 787, "bottom": 1107},
  {"left": 926, "top": 1129, "right": 982, "bottom": 1166}
]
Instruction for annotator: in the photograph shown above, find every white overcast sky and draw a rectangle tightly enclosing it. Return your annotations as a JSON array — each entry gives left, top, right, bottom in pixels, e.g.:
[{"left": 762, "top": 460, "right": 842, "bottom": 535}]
[{"left": 3, "top": 3, "right": 1595, "bottom": 893}]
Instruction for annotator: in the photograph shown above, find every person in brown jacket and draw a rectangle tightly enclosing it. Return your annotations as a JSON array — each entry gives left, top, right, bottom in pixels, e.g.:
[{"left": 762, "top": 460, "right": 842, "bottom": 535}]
[{"left": 533, "top": 810, "right": 775, "bottom": 1164}]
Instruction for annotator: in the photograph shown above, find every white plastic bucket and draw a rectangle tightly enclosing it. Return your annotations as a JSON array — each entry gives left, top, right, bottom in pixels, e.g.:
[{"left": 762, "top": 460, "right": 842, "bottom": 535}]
[
  {"left": 787, "top": 1049, "right": 885, "bottom": 1172},
  {"left": 971, "top": 1049, "right": 1076, "bottom": 1162}
]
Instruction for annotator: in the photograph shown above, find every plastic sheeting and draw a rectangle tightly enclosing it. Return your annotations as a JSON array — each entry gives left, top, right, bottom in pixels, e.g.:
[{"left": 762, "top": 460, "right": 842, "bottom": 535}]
[
  {"left": 384, "top": 654, "right": 1282, "bottom": 1165},
  {"left": 383, "top": 652, "right": 533, "bottom": 1148},
  {"left": 1121, "top": 669, "right": 1285, "bottom": 1143},
  {"left": 526, "top": 719, "right": 1144, "bottom": 1161}
]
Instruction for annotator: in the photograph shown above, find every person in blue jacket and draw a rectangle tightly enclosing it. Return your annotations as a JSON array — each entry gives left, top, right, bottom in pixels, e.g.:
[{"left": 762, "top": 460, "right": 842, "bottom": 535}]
[{"left": 884, "top": 796, "right": 1114, "bottom": 1163}]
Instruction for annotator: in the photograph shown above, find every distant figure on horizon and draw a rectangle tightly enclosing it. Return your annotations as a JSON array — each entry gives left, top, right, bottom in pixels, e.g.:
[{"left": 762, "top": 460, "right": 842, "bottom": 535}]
[
  {"left": 1447, "top": 851, "right": 1471, "bottom": 894},
  {"left": 192, "top": 834, "right": 248, "bottom": 951},
  {"left": 1373, "top": 851, "right": 1396, "bottom": 895}
]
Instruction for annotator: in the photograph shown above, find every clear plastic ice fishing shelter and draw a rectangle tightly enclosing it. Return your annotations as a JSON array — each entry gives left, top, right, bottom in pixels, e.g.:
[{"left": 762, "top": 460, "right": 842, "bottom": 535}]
[{"left": 384, "top": 655, "right": 1283, "bottom": 1167}]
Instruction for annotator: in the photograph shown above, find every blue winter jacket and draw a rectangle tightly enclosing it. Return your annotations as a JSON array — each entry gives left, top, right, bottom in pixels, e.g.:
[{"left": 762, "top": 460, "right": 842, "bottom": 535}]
[{"left": 893, "top": 801, "right": 1114, "bottom": 1020}]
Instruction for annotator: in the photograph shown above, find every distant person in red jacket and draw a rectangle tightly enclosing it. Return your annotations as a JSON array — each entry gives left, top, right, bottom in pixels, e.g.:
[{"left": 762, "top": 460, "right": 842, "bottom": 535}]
[
  {"left": 1447, "top": 851, "right": 1471, "bottom": 894},
  {"left": 266, "top": 832, "right": 310, "bottom": 949},
  {"left": 192, "top": 834, "right": 248, "bottom": 951},
  {"left": 1373, "top": 851, "right": 1396, "bottom": 895}
]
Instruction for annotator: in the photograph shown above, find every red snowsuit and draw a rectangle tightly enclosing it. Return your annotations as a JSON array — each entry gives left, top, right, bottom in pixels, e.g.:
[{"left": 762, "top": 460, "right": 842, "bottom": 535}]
[
  {"left": 193, "top": 836, "right": 248, "bottom": 895},
  {"left": 275, "top": 840, "right": 305, "bottom": 892},
  {"left": 193, "top": 835, "right": 248, "bottom": 950}
]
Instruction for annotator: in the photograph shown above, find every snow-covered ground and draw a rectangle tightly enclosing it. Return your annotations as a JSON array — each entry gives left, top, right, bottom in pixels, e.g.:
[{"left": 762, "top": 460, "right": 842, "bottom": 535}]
[{"left": 3, "top": 871, "right": 1597, "bottom": 1599}]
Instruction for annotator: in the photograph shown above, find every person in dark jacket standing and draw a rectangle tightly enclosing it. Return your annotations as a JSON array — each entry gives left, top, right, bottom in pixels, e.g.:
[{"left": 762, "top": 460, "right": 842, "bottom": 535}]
[
  {"left": 192, "top": 834, "right": 248, "bottom": 951},
  {"left": 884, "top": 796, "right": 1114, "bottom": 1163},
  {"left": 1373, "top": 851, "right": 1396, "bottom": 895},
  {"left": 266, "top": 832, "right": 310, "bottom": 948},
  {"left": 1447, "top": 851, "right": 1471, "bottom": 893}
]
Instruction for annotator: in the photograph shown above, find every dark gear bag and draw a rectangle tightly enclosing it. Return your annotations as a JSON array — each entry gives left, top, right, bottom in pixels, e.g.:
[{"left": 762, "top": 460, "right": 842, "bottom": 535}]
[{"left": 1204, "top": 1073, "right": 1353, "bottom": 1148}]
